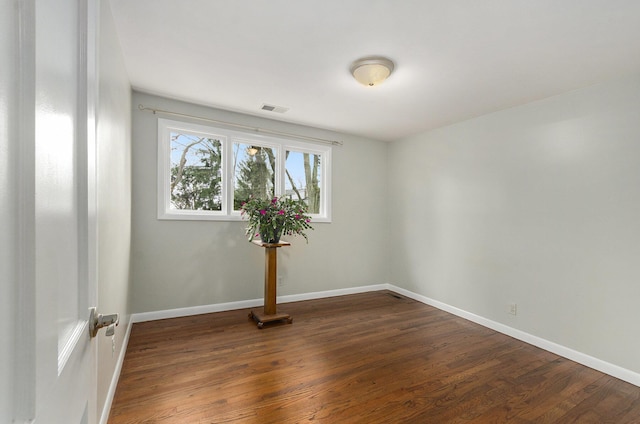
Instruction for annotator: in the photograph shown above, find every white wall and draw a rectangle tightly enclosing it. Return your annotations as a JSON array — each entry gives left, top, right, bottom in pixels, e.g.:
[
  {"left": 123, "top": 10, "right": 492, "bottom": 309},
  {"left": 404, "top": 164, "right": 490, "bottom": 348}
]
[
  {"left": 96, "top": 0, "right": 132, "bottom": 420},
  {"left": 130, "top": 92, "right": 389, "bottom": 313},
  {"left": 389, "top": 75, "right": 640, "bottom": 375}
]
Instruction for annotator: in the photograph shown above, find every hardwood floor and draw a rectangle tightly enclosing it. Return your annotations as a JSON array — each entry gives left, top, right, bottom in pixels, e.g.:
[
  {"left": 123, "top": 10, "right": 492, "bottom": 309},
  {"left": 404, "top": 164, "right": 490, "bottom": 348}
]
[{"left": 108, "top": 291, "right": 640, "bottom": 423}]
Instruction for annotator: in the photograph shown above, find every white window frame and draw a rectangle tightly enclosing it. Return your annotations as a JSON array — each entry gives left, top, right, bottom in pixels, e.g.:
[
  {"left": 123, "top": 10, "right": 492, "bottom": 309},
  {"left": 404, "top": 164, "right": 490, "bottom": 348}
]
[{"left": 158, "top": 118, "right": 332, "bottom": 222}]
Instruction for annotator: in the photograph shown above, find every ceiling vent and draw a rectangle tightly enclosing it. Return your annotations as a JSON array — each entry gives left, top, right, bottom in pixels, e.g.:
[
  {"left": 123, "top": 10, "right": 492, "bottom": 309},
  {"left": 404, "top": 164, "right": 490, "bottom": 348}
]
[{"left": 261, "top": 103, "right": 289, "bottom": 114}]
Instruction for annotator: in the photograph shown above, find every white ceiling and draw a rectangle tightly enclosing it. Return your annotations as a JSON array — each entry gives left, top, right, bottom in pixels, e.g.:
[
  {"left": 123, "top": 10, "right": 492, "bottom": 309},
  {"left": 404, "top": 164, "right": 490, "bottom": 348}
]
[{"left": 109, "top": 0, "right": 640, "bottom": 142}]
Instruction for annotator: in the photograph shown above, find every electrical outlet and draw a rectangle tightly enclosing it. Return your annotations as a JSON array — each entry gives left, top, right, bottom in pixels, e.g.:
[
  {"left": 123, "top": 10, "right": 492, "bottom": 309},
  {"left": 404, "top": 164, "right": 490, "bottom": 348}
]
[
  {"left": 278, "top": 276, "right": 284, "bottom": 287},
  {"left": 508, "top": 303, "right": 517, "bottom": 315}
]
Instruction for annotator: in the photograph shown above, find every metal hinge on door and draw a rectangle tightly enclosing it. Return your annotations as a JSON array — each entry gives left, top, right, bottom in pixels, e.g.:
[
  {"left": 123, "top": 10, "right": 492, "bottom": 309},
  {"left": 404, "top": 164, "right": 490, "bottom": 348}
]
[{"left": 89, "top": 307, "right": 119, "bottom": 338}]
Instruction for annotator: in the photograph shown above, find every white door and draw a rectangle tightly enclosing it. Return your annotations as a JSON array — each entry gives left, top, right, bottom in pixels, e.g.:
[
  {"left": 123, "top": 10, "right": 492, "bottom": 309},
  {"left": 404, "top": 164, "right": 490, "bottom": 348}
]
[{"left": 11, "top": 0, "right": 100, "bottom": 423}]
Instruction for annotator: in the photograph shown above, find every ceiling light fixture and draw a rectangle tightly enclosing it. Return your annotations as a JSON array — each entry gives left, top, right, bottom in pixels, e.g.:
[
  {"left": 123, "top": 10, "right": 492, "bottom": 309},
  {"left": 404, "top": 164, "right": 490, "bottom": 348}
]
[{"left": 350, "top": 56, "right": 395, "bottom": 87}]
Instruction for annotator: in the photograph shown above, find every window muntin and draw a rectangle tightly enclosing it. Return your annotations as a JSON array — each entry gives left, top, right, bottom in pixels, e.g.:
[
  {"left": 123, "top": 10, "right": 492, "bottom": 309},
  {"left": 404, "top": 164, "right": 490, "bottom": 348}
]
[{"left": 158, "top": 118, "right": 332, "bottom": 221}]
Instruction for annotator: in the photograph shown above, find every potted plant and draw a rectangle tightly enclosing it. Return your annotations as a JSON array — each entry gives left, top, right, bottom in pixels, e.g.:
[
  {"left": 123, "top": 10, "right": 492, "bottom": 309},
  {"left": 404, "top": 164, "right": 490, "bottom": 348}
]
[{"left": 240, "top": 196, "right": 313, "bottom": 243}]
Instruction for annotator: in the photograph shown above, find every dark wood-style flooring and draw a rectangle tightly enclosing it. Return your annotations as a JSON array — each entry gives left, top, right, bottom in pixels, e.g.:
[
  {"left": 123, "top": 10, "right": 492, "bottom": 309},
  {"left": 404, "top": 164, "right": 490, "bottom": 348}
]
[{"left": 108, "top": 291, "right": 640, "bottom": 423}]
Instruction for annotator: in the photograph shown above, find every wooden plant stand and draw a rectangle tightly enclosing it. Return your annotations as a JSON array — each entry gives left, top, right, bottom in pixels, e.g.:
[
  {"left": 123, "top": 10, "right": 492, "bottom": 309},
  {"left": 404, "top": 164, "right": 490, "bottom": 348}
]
[{"left": 249, "top": 240, "right": 293, "bottom": 329}]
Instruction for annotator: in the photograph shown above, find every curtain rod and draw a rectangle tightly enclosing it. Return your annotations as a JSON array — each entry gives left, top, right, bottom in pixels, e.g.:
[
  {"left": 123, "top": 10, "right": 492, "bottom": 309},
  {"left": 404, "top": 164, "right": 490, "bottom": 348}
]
[{"left": 138, "top": 104, "right": 343, "bottom": 146}]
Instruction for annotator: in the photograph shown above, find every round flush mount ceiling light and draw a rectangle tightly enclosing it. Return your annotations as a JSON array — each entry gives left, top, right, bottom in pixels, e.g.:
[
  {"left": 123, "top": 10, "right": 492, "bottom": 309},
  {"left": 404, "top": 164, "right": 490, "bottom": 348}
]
[{"left": 350, "top": 56, "right": 395, "bottom": 87}]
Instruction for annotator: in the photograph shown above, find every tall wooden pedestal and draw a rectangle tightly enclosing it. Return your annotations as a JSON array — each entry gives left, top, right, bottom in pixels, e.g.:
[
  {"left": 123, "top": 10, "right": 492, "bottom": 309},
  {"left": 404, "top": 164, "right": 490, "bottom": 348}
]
[{"left": 249, "top": 240, "right": 293, "bottom": 328}]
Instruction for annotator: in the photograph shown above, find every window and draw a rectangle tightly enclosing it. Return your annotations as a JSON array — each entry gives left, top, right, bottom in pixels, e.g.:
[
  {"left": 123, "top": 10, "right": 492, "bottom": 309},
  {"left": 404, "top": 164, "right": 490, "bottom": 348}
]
[{"left": 158, "top": 118, "right": 332, "bottom": 221}]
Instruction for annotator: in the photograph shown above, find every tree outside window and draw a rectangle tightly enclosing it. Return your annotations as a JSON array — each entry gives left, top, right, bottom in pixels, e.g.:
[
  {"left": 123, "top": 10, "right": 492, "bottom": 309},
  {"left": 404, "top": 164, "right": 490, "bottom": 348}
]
[
  {"left": 285, "top": 150, "right": 321, "bottom": 214},
  {"left": 170, "top": 133, "right": 222, "bottom": 210},
  {"left": 158, "top": 118, "right": 332, "bottom": 221},
  {"left": 233, "top": 143, "right": 276, "bottom": 210}
]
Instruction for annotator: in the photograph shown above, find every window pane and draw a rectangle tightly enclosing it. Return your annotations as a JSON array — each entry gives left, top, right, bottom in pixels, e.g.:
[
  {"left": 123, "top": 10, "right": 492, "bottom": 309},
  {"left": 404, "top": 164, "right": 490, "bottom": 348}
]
[
  {"left": 285, "top": 150, "right": 321, "bottom": 214},
  {"left": 233, "top": 142, "right": 276, "bottom": 210},
  {"left": 170, "top": 132, "right": 222, "bottom": 211}
]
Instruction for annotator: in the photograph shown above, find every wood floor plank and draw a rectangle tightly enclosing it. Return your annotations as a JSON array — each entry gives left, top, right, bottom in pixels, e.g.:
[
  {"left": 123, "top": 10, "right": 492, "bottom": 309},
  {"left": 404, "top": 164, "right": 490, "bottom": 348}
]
[{"left": 108, "top": 291, "right": 640, "bottom": 423}]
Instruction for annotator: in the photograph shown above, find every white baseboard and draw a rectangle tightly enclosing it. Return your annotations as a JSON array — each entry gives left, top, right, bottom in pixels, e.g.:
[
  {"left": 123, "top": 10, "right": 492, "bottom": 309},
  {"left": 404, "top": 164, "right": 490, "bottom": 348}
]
[
  {"left": 107, "top": 279, "right": 638, "bottom": 424},
  {"left": 99, "top": 316, "right": 134, "bottom": 424},
  {"left": 131, "top": 298, "right": 263, "bottom": 323},
  {"left": 130, "top": 284, "right": 389, "bottom": 323},
  {"left": 278, "top": 284, "right": 389, "bottom": 304},
  {"left": 388, "top": 284, "right": 640, "bottom": 388}
]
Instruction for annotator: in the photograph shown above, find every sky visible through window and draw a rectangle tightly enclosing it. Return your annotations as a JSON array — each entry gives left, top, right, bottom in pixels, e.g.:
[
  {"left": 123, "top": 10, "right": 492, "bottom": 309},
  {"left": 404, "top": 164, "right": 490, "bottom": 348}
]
[
  {"left": 285, "top": 151, "right": 309, "bottom": 192},
  {"left": 170, "top": 133, "right": 218, "bottom": 168}
]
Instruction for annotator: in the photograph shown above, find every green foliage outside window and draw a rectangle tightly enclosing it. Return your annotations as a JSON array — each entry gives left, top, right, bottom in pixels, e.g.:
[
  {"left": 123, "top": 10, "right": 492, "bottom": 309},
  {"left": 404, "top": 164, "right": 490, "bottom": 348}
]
[
  {"left": 168, "top": 131, "right": 323, "bottom": 216},
  {"left": 233, "top": 146, "right": 276, "bottom": 210},
  {"left": 170, "top": 135, "right": 222, "bottom": 210}
]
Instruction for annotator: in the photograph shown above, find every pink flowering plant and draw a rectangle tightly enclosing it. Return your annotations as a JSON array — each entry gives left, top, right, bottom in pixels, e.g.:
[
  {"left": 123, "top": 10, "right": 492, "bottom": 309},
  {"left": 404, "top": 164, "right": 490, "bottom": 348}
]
[{"left": 240, "top": 196, "right": 313, "bottom": 243}]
